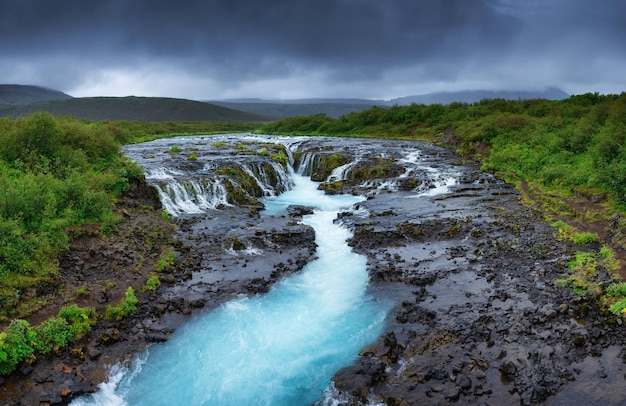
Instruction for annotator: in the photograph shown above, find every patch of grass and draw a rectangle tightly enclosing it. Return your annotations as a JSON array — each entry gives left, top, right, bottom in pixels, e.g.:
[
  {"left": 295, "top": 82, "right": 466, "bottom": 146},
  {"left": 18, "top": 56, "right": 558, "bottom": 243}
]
[
  {"left": 155, "top": 247, "right": 176, "bottom": 272},
  {"left": 600, "top": 245, "right": 620, "bottom": 272},
  {"left": 143, "top": 273, "right": 161, "bottom": 291},
  {"left": 568, "top": 252, "right": 597, "bottom": 276},
  {"left": 170, "top": 145, "right": 181, "bottom": 153},
  {"left": 270, "top": 152, "right": 289, "bottom": 167},
  {"left": 572, "top": 232, "right": 600, "bottom": 245}
]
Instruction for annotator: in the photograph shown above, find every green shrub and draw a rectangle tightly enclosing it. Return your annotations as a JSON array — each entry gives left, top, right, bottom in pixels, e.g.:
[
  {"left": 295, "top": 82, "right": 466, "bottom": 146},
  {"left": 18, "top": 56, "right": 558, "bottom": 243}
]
[
  {"left": 270, "top": 153, "right": 289, "bottom": 167},
  {"left": 156, "top": 247, "right": 176, "bottom": 272},
  {"left": 143, "top": 273, "right": 161, "bottom": 291},
  {"left": 59, "top": 304, "right": 95, "bottom": 337},
  {"left": 609, "top": 299, "right": 626, "bottom": 315},
  {"left": 33, "top": 317, "right": 72, "bottom": 354},
  {"left": 105, "top": 287, "right": 139, "bottom": 321},
  {"left": 605, "top": 283, "right": 626, "bottom": 297},
  {"left": 572, "top": 232, "right": 600, "bottom": 245},
  {"left": 0, "top": 320, "right": 35, "bottom": 375}
]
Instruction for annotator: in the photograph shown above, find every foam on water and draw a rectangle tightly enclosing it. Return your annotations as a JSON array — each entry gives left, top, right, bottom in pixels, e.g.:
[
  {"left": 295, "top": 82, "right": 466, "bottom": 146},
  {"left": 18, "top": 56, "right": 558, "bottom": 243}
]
[{"left": 72, "top": 173, "right": 387, "bottom": 406}]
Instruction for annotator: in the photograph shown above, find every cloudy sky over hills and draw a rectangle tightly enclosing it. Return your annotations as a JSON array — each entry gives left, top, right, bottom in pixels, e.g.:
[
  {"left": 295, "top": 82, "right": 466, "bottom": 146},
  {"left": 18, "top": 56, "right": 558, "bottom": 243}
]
[{"left": 1, "top": 0, "right": 624, "bottom": 100}]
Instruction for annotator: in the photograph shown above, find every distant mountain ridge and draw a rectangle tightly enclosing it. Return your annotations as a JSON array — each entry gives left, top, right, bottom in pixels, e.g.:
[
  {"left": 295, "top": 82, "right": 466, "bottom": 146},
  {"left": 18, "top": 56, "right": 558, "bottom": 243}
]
[
  {"left": 0, "top": 84, "right": 72, "bottom": 104},
  {"left": 388, "top": 87, "right": 570, "bottom": 105},
  {"left": 12, "top": 97, "right": 270, "bottom": 122},
  {"left": 211, "top": 88, "right": 570, "bottom": 118},
  {"left": 210, "top": 101, "right": 379, "bottom": 119},
  {"left": 0, "top": 85, "right": 269, "bottom": 122},
  {"left": 0, "top": 84, "right": 571, "bottom": 121}
]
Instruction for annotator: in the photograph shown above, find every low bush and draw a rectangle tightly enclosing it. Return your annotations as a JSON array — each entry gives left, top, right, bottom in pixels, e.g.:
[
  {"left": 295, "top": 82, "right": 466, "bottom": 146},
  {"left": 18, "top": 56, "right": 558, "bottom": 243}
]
[
  {"left": 572, "top": 232, "right": 600, "bottom": 245},
  {"left": 105, "top": 287, "right": 139, "bottom": 321}
]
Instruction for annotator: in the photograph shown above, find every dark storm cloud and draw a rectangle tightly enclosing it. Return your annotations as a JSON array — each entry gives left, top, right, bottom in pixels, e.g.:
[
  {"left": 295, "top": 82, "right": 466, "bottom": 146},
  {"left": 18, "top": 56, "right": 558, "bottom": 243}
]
[{"left": 0, "top": 0, "right": 624, "bottom": 98}]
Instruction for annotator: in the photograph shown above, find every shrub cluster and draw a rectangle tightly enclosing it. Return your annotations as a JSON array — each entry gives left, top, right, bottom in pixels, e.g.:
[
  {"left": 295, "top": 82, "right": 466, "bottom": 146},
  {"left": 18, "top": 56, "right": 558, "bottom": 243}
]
[{"left": 0, "top": 305, "right": 95, "bottom": 375}]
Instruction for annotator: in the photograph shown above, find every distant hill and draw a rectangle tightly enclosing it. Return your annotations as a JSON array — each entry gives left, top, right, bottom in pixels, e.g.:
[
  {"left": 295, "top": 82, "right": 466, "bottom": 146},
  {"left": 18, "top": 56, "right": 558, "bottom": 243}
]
[
  {"left": 2, "top": 96, "right": 270, "bottom": 122},
  {"left": 209, "top": 101, "right": 380, "bottom": 119},
  {"left": 388, "top": 88, "right": 569, "bottom": 105},
  {"left": 211, "top": 88, "right": 569, "bottom": 118},
  {"left": 0, "top": 84, "right": 73, "bottom": 104}
]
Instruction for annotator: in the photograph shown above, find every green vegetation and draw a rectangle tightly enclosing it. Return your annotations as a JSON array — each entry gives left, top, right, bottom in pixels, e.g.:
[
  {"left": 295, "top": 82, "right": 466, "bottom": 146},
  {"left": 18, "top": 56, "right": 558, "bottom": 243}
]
[
  {"left": 143, "top": 273, "right": 161, "bottom": 291},
  {"left": 0, "top": 305, "right": 95, "bottom": 374},
  {"left": 104, "top": 287, "right": 139, "bottom": 321},
  {"left": 0, "top": 113, "right": 255, "bottom": 373},
  {"left": 572, "top": 232, "right": 600, "bottom": 245},
  {"left": 0, "top": 113, "right": 143, "bottom": 317},
  {"left": 155, "top": 247, "right": 176, "bottom": 272}
]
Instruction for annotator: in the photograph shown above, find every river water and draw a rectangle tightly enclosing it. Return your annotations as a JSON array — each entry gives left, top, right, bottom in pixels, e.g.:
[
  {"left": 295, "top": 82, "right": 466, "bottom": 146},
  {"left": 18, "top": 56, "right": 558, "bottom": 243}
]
[{"left": 72, "top": 141, "right": 389, "bottom": 405}]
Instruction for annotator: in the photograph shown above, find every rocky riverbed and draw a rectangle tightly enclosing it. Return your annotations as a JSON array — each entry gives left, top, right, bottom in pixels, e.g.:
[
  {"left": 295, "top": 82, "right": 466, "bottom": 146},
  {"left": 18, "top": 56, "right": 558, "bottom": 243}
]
[{"left": 1, "top": 134, "right": 625, "bottom": 405}]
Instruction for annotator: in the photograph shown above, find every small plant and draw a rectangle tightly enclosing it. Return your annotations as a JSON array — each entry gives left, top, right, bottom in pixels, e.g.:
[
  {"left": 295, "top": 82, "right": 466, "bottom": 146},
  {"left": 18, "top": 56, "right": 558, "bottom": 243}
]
[
  {"left": 156, "top": 247, "right": 176, "bottom": 272},
  {"left": 600, "top": 245, "right": 619, "bottom": 271},
  {"left": 572, "top": 232, "right": 599, "bottom": 245},
  {"left": 188, "top": 151, "right": 197, "bottom": 161},
  {"left": 211, "top": 141, "right": 226, "bottom": 148},
  {"left": 143, "top": 273, "right": 161, "bottom": 291},
  {"left": 33, "top": 317, "right": 72, "bottom": 354},
  {"left": 271, "top": 152, "right": 289, "bottom": 167},
  {"left": 568, "top": 252, "right": 597, "bottom": 276},
  {"left": 170, "top": 145, "right": 181, "bottom": 153},
  {"left": 104, "top": 287, "right": 139, "bottom": 321},
  {"left": 59, "top": 304, "right": 95, "bottom": 337},
  {"left": 551, "top": 220, "right": 574, "bottom": 235},
  {"left": 609, "top": 299, "right": 626, "bottom": 315},
  {"left": 159, "top": 210, "right": 172, "bottom": 221},
  {"left": 606, "top": 282, "right": 626, "bottom": 297},
  {"left": 74, "top": 285, "right": 89, "bottom": 297}
]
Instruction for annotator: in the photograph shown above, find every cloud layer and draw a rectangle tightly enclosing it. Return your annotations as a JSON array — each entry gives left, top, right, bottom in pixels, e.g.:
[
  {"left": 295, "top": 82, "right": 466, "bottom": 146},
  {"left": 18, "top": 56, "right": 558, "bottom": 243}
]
[{"left": 1, "top": 0, "right": 624, "bottom": 99}]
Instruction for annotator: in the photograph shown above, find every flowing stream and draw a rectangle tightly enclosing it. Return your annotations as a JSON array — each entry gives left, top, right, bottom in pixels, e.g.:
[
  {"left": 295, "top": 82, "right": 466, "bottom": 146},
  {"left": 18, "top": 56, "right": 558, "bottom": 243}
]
[{"left": 72, "top": 158, "right": 388, "bottom": 405}]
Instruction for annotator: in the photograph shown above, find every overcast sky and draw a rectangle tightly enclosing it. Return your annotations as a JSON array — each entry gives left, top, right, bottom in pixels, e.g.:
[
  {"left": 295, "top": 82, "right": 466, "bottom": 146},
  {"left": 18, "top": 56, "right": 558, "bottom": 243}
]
[{"left": 1, "top": 0, "right": 624, "bottom": 100}]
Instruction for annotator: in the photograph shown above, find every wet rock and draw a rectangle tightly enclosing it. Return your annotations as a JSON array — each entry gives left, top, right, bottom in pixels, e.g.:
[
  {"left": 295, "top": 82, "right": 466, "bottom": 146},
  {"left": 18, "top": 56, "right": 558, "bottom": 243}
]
[
  {"left": 18, "top": 366, "right": 34, "bottom": 377},
  {"left": 500, "top": 360, "right": 517, "bottom": 377},
  {"left": 100, "top": 328, "right": 121, "bottom": 344},
  {"left": 287, "top": 205, "right": 314, "bottom": 217},
  {"left": 146, "top": 332, "right": 170, "bottom": 343},
  {"left": 545, "top": 309, "right": 558, "bottom": 319},
  {"left": 87, "top": 347, "right": 102, "bottom": 360},
  {"left": 456, "top": 373, "right": 472, "bottom": 390}
]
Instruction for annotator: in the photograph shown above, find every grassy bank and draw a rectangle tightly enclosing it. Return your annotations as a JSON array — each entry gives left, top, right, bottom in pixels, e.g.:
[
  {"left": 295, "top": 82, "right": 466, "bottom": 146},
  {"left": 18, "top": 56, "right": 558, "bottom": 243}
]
[{"left": 0, "top": 114, "right": 257, "bottom": 374}]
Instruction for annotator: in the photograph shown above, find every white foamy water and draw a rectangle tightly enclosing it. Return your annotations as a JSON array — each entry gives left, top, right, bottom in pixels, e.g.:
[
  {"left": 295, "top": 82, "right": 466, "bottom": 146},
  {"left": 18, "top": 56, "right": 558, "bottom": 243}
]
[{"left": 72, "top": 172, "right": 387, "bottom": 406}]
